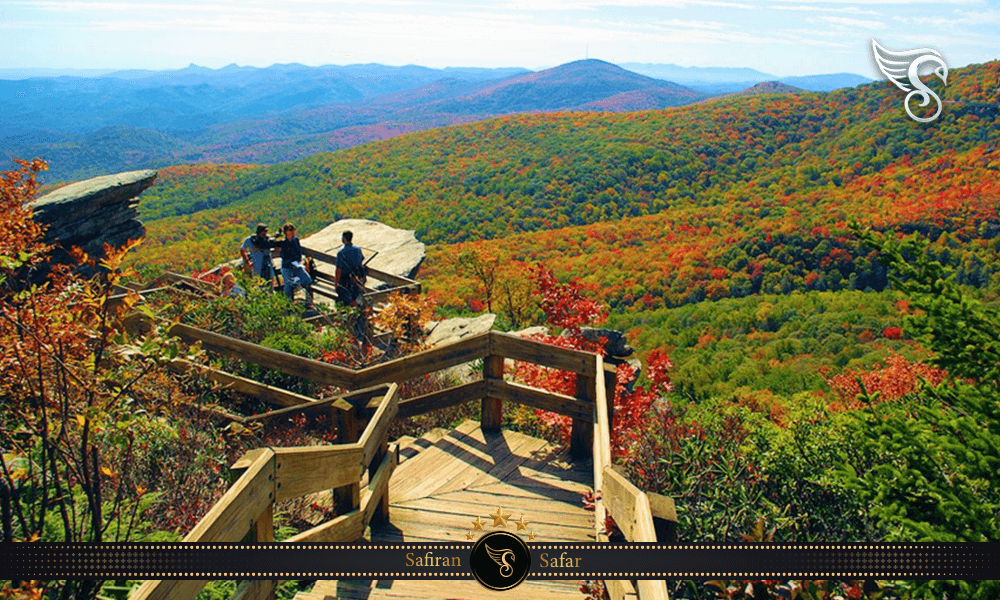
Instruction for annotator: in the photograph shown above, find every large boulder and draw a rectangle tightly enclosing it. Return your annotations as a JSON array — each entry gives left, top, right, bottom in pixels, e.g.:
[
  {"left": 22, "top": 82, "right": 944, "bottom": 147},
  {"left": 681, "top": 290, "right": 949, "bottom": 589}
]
[
  {"left": 424, "top": 313, "right": 496, "bottom": 348},
  {"left": 31, "top": 170, "right": 156, "bottom": 272},
  {"left": 301, "top": 219, "right": 425, "bottom": 281},
  {"left": 562, "top": 327, "right": 635, "bottom": 358}
]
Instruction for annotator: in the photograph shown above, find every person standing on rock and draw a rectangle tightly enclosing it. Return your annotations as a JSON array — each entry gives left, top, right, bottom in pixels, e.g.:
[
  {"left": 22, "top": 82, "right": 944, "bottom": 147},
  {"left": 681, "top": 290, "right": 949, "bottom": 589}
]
[
  {"left": 240, "top": 223, "right": 278, "bottom": 289},
  {"left": 335, "top": 230, "right": 367, "bottom": 307},
  {"left": 277, "top": 223, "right": 314, "bottom": 307}
]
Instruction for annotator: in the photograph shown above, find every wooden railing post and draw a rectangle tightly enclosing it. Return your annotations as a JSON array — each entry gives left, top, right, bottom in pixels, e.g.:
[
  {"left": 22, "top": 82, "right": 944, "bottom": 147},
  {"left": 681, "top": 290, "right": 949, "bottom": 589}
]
[
  {"left": 571, "top": 372, "right": 596, "bottom": 458},
  {"left": 228, "top": 449, "right": 276, "bottom": 600},
  {"left": 481, "top": 354, "right": 504, "bottom": 432},
  {"left": 369, "top": 440, "right": 390, "bottom": 525},
  {"left": 333, "top": 406, "right": 360, "bottom": 516}
]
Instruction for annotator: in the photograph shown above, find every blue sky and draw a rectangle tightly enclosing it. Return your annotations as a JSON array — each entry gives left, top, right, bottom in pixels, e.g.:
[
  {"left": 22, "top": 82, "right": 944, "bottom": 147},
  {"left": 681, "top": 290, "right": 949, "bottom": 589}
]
[{"left": 1, "top": 0, "right": 998, "bottom": 76}]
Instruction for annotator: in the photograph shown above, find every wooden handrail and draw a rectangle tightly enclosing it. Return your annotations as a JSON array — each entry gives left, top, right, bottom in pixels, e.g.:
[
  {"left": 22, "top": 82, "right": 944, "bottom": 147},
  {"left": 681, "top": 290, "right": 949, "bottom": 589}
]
[{"left": 132, "top": 327, "right": 673, "bottom": 600}]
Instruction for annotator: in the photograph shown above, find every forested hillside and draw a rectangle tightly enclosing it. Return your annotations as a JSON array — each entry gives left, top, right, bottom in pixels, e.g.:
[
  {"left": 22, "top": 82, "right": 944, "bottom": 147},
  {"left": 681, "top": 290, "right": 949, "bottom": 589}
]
[
  {"left": 122, "top": 60, "right": 1000, "bottom": 413},
  {"left": 133, "top": 60, "right": 999, "bottom": 285}
]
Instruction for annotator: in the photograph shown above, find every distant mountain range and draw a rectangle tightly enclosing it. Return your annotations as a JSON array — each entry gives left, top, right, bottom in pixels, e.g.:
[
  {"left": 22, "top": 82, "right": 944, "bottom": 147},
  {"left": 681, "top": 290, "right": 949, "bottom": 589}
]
[
  {"left": 2, "top": 60, "right": 870, "bottom": 182},
  {"left": 622, "top": 63, "right": 871, "bottom": 93}
]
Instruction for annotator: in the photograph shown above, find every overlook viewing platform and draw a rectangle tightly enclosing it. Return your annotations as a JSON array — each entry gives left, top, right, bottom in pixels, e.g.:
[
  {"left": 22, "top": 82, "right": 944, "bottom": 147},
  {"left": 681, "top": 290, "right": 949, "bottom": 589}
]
[{"left": 121, "top": 250, "right": 674, "bottom": 600}]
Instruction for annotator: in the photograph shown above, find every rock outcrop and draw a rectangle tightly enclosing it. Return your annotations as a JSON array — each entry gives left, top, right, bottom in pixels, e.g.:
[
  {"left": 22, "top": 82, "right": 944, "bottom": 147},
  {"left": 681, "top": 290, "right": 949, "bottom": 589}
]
[
  {"left": 563, "top": 326, "right": 635, "bottom": 359},
  {"left": 424, "top": 313, "right": 496, "bottom": 348},
  {"left": 31, "top": 169, "right": 156, "bottom": 272},
  {"left": 301, "top": 219, "right": 425, "bottom": 281}
]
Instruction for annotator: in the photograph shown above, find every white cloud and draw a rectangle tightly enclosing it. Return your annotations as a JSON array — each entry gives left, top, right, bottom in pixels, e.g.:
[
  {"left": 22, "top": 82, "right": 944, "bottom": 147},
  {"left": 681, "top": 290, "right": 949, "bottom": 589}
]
[
  {"left": 768, "top": 4, "right": 882, "bottom": 15},
  {"left": 816, "top": 14, "right": 885, "bottom": 28}
]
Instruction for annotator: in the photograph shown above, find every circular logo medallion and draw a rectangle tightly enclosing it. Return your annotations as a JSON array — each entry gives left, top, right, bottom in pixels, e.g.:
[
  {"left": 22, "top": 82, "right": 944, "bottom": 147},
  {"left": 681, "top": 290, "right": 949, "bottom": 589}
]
[{"left": 469, "top": 531, "right": 531, "bottom": 591}]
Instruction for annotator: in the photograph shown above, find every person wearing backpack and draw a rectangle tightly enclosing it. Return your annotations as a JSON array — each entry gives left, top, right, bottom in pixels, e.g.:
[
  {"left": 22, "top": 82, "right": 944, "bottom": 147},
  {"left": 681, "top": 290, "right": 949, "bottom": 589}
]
[{"left": 335, "top": 230, "right": 367, "bottom": 307}]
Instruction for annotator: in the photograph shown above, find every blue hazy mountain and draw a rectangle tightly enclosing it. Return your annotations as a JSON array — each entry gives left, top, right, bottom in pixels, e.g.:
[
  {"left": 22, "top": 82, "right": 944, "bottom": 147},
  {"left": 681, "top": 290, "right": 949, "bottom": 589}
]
[
  {"left": 2, "top": 60, "right": 863, "bottom": 182},
  {"left": 622, "top": 63, "right": 871, "bottom": 94}
]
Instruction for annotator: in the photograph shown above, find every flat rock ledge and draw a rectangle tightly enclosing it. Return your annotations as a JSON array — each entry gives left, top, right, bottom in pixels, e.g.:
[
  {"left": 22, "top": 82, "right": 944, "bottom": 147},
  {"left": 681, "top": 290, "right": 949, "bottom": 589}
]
[
  {"left": 301, "top": 219, "right": 425, "bottom": 282},
  {"left": 31, "top": 169, "right": 156, "bottom": 270}
]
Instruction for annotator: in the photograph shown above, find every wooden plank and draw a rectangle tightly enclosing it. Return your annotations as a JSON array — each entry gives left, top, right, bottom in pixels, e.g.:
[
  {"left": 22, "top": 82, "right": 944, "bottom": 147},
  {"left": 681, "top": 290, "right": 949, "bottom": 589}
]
[
  {"left": 397, "top": 495, "right": 592, "bottom": 526},
  {"left": 647, "top": 492, "right": 677, "bottom": 523},
  {"left": 388, "top": 506, "right": 594, "bottom": 541},
  {"left": 243, "top": 385, "right": 386, "bottom": 424},
  {"left": 361, "top": 443, "right": 397, "bottom": 525},
  {"left": 168, "top": 322, "right": 356, "bottom": 389},
  {"left": 273, "top": 446, "right": 364, "bottom": 502},
  {"left": 359, "top": 384, "right": 399, "bottom": 467},
  {"left": 607, "top": 579, "right": 639, "bottom": 600},
  {"left": 481, "top": 355, "right": 504, "bottom": 432},
  {"left": 389, "top": 429, "right": 496, "bottom": 503},
  {"left": 491, "top": 331, "right": 598, "bottom": 375},
  {"left": 231, "top": 579, "right": 276, "bottom": 600},
  {"left": 485, "top": 380, "right": 593, "bottom": 422},
  {"left": 186, "top": 450, "right": 275, "bottom": 543},
  {"left": 636, "top": 580, "right": 669, "bottom": 600},
  {"left": 465, "top": 481, "right": 591, "bottom": 506},
  {"left": 243, "top": 396, "right": 352, "bottom": 424},
  {"left": 169, "top": 359, "right": 320, "bottom": 410},
  {"left": 458, "top": 431, "right": 553, "bottom": 493},
  {"left": 594, "top": 357, "right": 613, "bottom": 470},
  {"left": 397, "top": 380, "right": 485, "bottom": 418},
  {"left": 284, "top": 509, "right": 365, "bottom": 543},
  {"left": 352, "top": 333, "right": 490, "bottom": 388},
  {"left": 602, "top": 466, "right": 658, "bottom": 543},
  {"left": 571, "top": 373, "right": 595, "bottom": 459},
  {"left": 594, "top": 362, "right": 610, "bottom": 542},
  {"left": 129, "top": 579, "right": 209, "bottom": 600}
]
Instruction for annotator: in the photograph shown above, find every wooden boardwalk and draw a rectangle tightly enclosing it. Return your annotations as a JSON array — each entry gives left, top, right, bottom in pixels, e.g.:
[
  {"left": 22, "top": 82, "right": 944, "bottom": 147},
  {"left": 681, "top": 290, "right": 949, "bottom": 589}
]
[{"left": 295, "top": 420, "right": 593, "bottom": 600}]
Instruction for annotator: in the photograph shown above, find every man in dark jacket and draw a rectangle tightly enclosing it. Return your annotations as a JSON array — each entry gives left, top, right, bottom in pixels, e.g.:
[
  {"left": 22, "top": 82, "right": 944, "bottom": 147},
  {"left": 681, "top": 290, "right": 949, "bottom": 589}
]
[
  {"left": 277, "top": 223, "right": 313, "bottom": 305},
  {"left": 335, "top": 230, "right": 366, "bottom": 307}
]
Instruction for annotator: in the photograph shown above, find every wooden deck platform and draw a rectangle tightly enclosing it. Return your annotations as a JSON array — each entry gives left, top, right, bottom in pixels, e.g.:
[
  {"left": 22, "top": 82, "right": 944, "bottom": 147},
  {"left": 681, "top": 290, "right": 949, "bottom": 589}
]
[{"left": 295, "top": 420, "right": 593, "bottom": 600}]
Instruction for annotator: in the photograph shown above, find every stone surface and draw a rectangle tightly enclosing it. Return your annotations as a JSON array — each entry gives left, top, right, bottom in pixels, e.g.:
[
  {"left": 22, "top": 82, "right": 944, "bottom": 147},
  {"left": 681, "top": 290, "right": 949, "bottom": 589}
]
[
  {"left": 301, "top": 219, "right": 425, "bottom": 281},
  {"left": 422, "top": 314, "right": 496, "bottom": 383},
  {"left": 511, "top": 326, "right": 549, "bottom": 338},
  {"left": 562, "top": 326, "right": 635, "bottom": 358},
  {"left": 424, "top": 313, "right": 496, "bottom": 348},
  {"left": 30, "top": 169, "right": 156, "bottom": 267}
]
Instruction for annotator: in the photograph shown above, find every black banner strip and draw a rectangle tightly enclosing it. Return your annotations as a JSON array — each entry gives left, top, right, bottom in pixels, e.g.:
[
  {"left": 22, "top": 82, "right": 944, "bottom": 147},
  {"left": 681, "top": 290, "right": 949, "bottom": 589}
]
[{"left": 3, "top": 543, "right": 998, "bottom": 580}]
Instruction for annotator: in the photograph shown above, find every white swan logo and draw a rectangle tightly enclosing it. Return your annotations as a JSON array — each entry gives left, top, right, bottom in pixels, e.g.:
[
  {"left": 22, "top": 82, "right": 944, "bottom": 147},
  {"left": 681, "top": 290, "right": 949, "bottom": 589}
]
[
  {"left": 485, "top": 544, "right": 515, "bottom": 578},
  {"left": 870, "top": 39, "right": 949, "bottom": 123}
]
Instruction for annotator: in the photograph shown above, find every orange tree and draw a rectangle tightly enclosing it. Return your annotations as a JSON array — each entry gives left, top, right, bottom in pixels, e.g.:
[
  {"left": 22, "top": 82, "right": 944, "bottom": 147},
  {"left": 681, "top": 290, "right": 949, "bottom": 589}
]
[{"left": 1, "top": 160, "right": 191, "bottom": 600}]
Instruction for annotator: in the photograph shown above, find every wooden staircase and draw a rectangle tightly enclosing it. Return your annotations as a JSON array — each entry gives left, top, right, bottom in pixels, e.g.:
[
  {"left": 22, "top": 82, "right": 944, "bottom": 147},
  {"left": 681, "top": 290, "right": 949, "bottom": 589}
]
[{"left": 294, "top": 420, "right": 591, "bottom": 600}]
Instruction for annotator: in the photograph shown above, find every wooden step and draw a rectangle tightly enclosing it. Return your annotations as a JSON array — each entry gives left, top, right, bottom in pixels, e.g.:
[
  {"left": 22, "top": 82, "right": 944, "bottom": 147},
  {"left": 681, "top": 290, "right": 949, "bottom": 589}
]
[{"left": 295, "top": 578, "right": 587, "bottom": 600}]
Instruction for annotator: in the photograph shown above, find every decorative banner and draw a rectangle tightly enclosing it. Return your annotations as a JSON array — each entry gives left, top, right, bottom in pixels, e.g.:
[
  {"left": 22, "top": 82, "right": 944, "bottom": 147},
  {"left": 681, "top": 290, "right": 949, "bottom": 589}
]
[{"left": 4, "top": 543, "right": 998, "bottom": 582}]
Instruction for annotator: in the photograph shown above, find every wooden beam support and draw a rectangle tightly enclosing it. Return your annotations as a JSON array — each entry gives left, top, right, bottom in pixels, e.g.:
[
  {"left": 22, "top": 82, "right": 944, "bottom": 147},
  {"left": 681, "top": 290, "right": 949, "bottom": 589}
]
[
  {"left": 481, "top": 355, "right": 504, "bottom": 432},
  {"left": 272, "top": 446, "right": 364, "bottom": 502},
  {"left": 168, "top": 322, "right": 356, "bottom": 389},
  {"left": 485, "top": 380, "right": 594, "bottom": 422},
  {"left": 491, "top": 331, "right": 598, "bottom": 375},
  {"left": 571, "top": 372, "right": 596, "bottom": 459},
  {"left": 397, "top": 380, "right": 485, "bottom": 419},
  {"left": 352, "top": 332, "right": 490, "bottom": 388},
  {"left": 283, "top": 510, "right": 365, "bottom": 543},
  {"left": 169, "top": 359, "right": 320, "bottom": 410},
  {"left": 602, "top": 466, "right": 658, "bottom": 543}
]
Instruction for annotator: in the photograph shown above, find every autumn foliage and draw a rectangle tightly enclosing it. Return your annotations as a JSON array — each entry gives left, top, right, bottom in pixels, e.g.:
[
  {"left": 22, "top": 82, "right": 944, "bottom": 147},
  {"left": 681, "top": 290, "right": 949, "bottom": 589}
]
[{"left": 826, "top": 353, "right": 947, "bottom": 409}]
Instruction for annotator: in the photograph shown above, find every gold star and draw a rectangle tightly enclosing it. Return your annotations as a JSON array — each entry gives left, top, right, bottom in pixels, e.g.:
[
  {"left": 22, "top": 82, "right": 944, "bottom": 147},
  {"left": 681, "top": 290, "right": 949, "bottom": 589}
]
[
  {"left": 490, "top": 506, "right": 512, "bottom": 528},
  {"left": 513, "top": 515, "right": 530, "bottom": 531},
  {"left": 466, "top": 531, "right": 475, "bottom": 540},
  {"left": 528, "top": 531, "right": 537, "bottom": 541},
  {"left": 472, "top": 516, "right": 486, "bottom": 531}
]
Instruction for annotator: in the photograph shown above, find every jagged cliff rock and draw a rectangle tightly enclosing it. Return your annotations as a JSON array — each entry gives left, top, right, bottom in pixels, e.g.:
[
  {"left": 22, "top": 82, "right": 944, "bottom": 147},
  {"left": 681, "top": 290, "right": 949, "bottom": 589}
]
[
  {"left": 31, "top": 169, "right": 156, "bottom": 273},
  {"left": 301, "top": 219, "right": 425, "bottom": 281}
]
